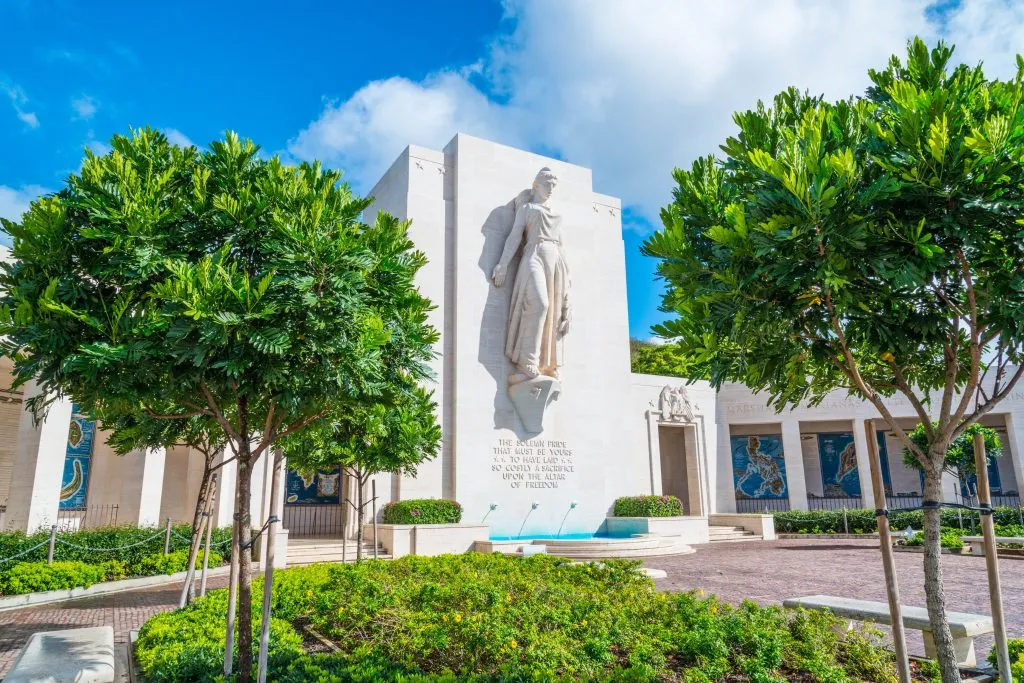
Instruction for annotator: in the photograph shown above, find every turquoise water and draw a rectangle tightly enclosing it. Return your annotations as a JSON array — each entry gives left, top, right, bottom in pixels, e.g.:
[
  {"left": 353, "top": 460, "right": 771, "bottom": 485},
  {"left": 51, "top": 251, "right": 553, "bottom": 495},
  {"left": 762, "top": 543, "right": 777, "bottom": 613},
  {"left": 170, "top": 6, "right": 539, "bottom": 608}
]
[{"left": 488, "top": 531, "right": 631, "bottom": 541}]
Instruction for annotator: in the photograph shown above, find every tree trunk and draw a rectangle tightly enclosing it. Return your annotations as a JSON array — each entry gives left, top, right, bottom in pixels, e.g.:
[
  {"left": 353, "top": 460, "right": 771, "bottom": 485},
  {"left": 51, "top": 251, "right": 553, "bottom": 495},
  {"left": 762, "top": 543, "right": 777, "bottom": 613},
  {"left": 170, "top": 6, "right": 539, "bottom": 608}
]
[
  {"left": 235, "top": 397, "right": 255, "bottom": 683},
  {"left": 179, "top": 457, "right": 214, "bottom": 608},
  {"left": 922, "top": 466, "right": 960, "bottom": 683}
]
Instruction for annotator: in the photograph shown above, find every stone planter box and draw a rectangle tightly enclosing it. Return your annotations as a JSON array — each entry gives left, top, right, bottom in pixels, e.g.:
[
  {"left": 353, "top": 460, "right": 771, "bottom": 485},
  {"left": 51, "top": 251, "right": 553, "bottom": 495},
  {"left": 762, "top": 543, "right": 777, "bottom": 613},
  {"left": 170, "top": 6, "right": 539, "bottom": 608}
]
[
  {"left": 362, "top": 523, "right": 490, "bottom": 558},
  {"left": 604, "top": 516, "right": 709, "bottom": 545},
  {"left": 709, "top": 513, "right": 776, "bottom": 540}
]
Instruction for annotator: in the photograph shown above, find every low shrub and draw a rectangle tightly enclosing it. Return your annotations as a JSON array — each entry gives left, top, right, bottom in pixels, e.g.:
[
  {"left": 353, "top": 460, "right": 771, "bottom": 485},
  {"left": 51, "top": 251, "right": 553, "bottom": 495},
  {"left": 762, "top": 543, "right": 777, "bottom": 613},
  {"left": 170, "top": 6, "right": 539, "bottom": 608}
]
[
  {"left": 989, "top": 638, "right": 1024, "bottom": 682},
  {"left": 380, "top": 499, "right": 462, "bottom": 525},
  {"left": 773, "top": 507, "right": 1022, "bottom": 534},
  {"left": 612, "top": 494, "right": 685, "bottom": 517},
  {"left": 135, "top": 587, "right": 303, "bottom": 681},
  {"left": 137, "top": 553, "right": 904, "bottom": 682},
  {"left": 0, "top": 560, "right": 126, "bottom": 595},
  {"left": 135, "top": 549, "right": 225, "bottom": 576},
  {"left": 901, "top": 528, "right": 967, "bottom": 549},
  {"left": 0, "top": 524, "right": 232, "bottom": 568}
]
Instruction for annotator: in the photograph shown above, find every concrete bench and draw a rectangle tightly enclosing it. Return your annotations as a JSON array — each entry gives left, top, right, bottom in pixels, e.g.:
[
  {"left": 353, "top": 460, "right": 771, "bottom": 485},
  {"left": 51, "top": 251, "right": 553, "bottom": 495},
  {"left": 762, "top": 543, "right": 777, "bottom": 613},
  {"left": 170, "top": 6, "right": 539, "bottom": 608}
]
[
  {"left": 962, "top": 535, "right": 1024, "bottom": 556},
  {"left": 784, "top": 595, "right": 992, "bottom": 666},
  {"left": 5, "top": 626, "right": 115, "bottom": 683}
]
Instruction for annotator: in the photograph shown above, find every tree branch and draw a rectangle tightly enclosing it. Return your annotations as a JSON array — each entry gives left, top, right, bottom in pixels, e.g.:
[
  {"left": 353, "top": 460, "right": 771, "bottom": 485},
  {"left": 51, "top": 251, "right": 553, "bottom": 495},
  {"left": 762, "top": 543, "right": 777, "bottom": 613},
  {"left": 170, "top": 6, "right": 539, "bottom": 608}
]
[
  {"left": 823, "top": 293, "right": 926, "bottom": 461},
  {"left": 891, "top": 364, "right": 935, "bottom": 439},
  {"left": 951, "top": 364, "right": 1024, "bottom": 443},
  {"left": 143, "top": 407, "right": 207, "bottom": 421},
  {"left": 199, "top": 381, "right": 241, "bottom": 444},
  {"left": 251, "top": 408, "right": 327, "bottom": 460}
]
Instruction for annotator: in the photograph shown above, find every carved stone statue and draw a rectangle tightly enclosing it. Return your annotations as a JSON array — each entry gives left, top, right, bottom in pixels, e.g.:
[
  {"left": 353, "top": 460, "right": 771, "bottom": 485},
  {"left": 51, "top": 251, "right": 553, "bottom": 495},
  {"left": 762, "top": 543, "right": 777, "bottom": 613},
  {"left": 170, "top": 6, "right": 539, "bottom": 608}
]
[
  {"left": 492, "top": 167, "right": 571, "bottom": 431},
  {"left": 492, "top": 167, "right": 571, "bottom": 384},
  {"left": 659, "top": 384, "right": 696, "bottom": 423}
]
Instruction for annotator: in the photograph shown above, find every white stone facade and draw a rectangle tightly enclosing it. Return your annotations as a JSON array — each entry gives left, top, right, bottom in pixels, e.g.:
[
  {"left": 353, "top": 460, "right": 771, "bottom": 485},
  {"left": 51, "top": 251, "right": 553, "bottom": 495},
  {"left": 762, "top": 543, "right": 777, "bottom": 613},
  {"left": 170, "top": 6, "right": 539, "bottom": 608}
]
[{"left": 0, "top": 135, "right": 1021, "bottom": 539}]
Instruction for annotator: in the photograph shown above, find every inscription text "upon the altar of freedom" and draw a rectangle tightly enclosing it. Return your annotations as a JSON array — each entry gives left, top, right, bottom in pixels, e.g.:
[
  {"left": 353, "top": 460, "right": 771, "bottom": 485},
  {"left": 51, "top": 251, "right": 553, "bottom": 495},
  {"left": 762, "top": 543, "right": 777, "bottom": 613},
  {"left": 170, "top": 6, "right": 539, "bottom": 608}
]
[{"left": 491, "top": 438, "right": 575, "bottom": 489}]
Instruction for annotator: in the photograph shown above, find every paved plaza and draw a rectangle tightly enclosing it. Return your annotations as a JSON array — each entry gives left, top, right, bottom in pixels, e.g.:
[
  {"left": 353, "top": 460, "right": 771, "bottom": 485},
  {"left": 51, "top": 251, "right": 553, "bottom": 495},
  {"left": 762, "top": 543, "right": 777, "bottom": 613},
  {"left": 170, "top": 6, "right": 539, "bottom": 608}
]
[
  {"left": 0, "top": 539, "right": 1021, "bottom": 676},
  {"left": 647, "top": 538, "right": 1024, "bottom": 661}
]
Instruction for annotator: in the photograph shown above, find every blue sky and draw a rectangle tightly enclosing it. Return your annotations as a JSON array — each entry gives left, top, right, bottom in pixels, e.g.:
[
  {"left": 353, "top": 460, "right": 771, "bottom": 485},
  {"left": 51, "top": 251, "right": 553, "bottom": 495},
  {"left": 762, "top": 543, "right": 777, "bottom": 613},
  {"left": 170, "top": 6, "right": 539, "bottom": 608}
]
[{"left": 2, "top": 0, "right": 1022, "bottom": 339}]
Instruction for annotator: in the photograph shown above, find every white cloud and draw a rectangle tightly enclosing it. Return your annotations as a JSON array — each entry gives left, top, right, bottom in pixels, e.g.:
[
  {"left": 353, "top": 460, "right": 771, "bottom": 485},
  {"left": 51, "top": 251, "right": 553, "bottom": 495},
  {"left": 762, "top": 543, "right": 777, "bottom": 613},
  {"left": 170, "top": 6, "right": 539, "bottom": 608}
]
[
  {"left": 164, "top": 128, "right": 195, "bottom": 148},
  {"left": 2, "top": 79, "right": 40, "bottom": 129},
  {"left": 0, "top": 184, "right": 49, "bottom": 246},
  {"left": 71, "top": 95, "right": 97, "bottom": 120},
  {"left": 939, "top": 0, "right": 1024, "bottom": 78},
  {"left": 16, "top": 110, "right": 39, "bottom": 128},
  {"left": 289, "top": 0, "right": 1021, "bottom": 224},
  {"left": 87, "top": 139, "right": 112, "bottom": 155},
  {"left": 289, "top": 72, "right": 522, "bottom": 189}
]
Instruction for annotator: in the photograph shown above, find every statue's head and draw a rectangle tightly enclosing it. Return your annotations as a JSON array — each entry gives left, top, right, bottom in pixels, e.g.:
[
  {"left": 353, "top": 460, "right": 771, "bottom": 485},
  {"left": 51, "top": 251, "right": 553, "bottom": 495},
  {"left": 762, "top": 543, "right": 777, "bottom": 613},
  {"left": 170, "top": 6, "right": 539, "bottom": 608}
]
[{"left": 532, "top": 167, "right": 558, "bottom": 202}]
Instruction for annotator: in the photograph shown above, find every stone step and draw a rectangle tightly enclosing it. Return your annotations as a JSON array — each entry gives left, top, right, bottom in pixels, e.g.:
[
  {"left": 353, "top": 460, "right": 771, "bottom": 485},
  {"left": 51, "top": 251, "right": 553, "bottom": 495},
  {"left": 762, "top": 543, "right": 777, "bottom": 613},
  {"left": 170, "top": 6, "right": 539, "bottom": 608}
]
[
  {"left": 534, "top": 534, "right": 696, "bottom": 559},
  {"left": 287, "top": 551, "right": 392, "bottom": 566}
]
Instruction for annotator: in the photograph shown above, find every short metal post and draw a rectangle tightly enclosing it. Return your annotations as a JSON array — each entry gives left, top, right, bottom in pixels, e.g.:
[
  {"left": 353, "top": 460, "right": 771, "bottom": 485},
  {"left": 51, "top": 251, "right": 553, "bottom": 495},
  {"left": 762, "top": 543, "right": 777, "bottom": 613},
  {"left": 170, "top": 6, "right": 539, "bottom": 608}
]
[
  {"left": 163, "top": 517, "right": 172, "bottom": 555},
  {"left": 958, "top": 508, "right": 963, "bottom": 531},
  {"left": 47, "top": 525, "right": 57, "bottom": 565},
  {"left": 372, "top": 479, "right": 378, "bottom": 560},
  {"left": 843, "top": 507, "right": 849, "bottom": 535}
]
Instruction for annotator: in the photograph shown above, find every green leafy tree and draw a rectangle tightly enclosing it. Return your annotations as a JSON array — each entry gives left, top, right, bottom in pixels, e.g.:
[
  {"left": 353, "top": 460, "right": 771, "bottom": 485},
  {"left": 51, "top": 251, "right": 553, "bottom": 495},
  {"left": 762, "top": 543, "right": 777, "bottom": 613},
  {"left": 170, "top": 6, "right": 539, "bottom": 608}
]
[
  {"left": 0, "top": 129, "right": 437, "bottom": 681},
  {"left": 629, "top": 337, "right": 703, "bottom": 378},
  {"left": 283, "top": 385, "right": 441, "bottom": 560},
  {"left": 902, "top": 422, "right": 1002, "bottom": 485},
  {"left": 643, "top": 40, "right": 1024, "bottom": 681}
]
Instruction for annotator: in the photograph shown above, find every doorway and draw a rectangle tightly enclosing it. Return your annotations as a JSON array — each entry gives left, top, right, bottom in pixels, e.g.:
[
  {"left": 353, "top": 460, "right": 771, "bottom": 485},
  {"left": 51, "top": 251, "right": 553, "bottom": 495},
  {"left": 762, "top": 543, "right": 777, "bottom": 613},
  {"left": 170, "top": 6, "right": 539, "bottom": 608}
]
[{"left": 658, "top": 424, "right": 703, "bottom": 516}]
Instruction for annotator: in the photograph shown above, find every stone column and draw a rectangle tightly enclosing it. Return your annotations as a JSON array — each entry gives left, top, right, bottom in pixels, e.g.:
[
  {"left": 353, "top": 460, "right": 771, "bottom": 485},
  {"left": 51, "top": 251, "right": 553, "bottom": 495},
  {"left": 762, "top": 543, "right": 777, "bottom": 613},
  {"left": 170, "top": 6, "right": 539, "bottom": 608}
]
[
  {"left": 211, "top": 447, "right": 237, "bottom": 529},
  {"left": 716, "top": 421, "right": 737, "bottom": 513},
  {"left": 851, "top": 419, "right": 876, "bottom": 509},
  {"left": 645, "top": 411, "right": 663, "bottom": 496},
  {"left": 119, "top": 447, "right": 166, "bottom": 527},
  {"left": 4, "top": 384, "right": 73, "bottom": 533},
  {"left": 1003, "top": 411, "right": 1024, "bottom": 497},
  {"left": 781, "top": 418, "right": 809, "bottom": 511}
]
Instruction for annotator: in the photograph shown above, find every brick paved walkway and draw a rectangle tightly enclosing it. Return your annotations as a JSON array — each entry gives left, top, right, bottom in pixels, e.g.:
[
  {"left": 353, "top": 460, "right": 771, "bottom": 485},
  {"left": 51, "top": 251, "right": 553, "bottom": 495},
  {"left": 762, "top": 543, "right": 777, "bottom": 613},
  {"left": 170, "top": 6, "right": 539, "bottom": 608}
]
[
  {"left": 0, "top": 540, "right": 1020, "bottom": 677},
  {"left": 0, "top": 576, "right": 230, "bottom": 677},
  {"left": 645, "top": 538, "right": 1024, "bottom": 661}
]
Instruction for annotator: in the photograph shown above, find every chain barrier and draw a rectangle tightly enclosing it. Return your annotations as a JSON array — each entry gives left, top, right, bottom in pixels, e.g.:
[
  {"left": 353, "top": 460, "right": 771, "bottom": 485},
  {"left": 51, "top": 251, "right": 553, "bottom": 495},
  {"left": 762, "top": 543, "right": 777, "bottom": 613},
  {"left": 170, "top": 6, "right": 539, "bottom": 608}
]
[
  {"left": 0, "top": 539, "right": 51, "bottom": 566},
  {"left": 171, "top": 529, "right": 232, "bottom": 548},
  {"left": 53, "top": 529, "right": 167, "bottom": 552}
]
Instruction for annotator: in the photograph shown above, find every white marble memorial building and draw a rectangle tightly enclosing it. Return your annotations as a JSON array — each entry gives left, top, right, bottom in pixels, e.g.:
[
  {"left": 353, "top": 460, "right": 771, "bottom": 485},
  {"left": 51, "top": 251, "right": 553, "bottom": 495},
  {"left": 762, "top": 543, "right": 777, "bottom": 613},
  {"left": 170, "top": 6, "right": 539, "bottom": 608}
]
[{"left": 1, "top": 135, "right": 1022, "bottom": 545}]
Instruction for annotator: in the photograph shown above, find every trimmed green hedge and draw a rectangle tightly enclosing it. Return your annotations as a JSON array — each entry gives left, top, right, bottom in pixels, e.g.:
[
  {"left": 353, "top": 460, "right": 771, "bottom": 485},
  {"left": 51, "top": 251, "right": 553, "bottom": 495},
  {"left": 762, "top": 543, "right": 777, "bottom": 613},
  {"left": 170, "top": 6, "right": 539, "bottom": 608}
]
[
  {"left": 136, "top": 554, "right": 904, "bottom": 682},
  {"left": 0, "top": 549, "right": 226, "bottom": 596},
  {"left": 380, "top": 499, "right": 462, "bottom": 524},
  {"left": 0, "top": 524, "right": 233, "bottom": 567},
  {"left": 613, "top": 495, "right": 685, "bottom": 517},
  {"left": 0, "top": 560, "right": 122, "bottom": 595},
  {"left": 773, "top": 507, "right": 1023, "bottom": 534},
  {"left": 0, "top": 525, "right": 231, "bottom": 596}
]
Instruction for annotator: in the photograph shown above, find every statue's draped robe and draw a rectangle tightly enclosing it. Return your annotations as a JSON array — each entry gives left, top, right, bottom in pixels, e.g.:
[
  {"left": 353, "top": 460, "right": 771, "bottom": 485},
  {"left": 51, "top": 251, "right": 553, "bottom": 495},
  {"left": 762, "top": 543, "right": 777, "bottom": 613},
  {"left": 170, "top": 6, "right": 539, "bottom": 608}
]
[{"left": 505, "top": 201, "right": 569, "bottom": 376}]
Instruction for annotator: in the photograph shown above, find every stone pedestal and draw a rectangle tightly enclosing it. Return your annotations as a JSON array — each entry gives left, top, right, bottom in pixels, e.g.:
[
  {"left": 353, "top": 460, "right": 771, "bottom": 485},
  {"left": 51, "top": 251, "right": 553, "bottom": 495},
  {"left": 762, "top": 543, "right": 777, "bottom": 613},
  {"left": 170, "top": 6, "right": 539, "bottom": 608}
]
[{"left": 508, "top": 377, "right": 561, "bottom": 433}]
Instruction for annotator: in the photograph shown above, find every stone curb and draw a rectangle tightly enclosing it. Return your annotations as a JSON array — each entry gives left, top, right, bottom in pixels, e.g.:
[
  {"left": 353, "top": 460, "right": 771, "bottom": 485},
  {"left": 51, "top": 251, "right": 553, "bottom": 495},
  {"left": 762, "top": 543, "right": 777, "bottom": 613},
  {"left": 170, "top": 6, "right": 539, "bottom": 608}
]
[{"left": 0, "top": 565, "right": 232, "bottom": 612}]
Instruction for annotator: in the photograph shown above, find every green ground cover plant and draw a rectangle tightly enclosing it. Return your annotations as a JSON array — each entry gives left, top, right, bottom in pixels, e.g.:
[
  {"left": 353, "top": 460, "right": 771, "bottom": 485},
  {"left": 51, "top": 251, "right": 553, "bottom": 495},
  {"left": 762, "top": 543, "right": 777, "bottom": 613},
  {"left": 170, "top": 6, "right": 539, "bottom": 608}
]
[
  {"left": 0, "top": 525, "right": 231, "bottom": 595},
  {"left": 0, "top": 560, "right": 124, "bottom": 595},
  {"left": 136, "top": 553, "right": 912, "bottom": 682},
  {"left": 380, "top": 499, "right": 462, "bottom": 525},
  {"left": 989, "top": 638, "right": 1024, "bottom": 682},
  {"left": 612, "top": 495, "right": 685, "bottom": 517}
]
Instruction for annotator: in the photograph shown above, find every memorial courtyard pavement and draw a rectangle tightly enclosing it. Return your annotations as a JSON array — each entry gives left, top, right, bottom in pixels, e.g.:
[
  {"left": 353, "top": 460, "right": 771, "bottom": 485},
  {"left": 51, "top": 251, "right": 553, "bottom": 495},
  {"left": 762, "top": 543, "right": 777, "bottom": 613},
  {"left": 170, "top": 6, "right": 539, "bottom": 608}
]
[{"left": 0, "top": 539, "right": 1019, "bottom": 678}]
